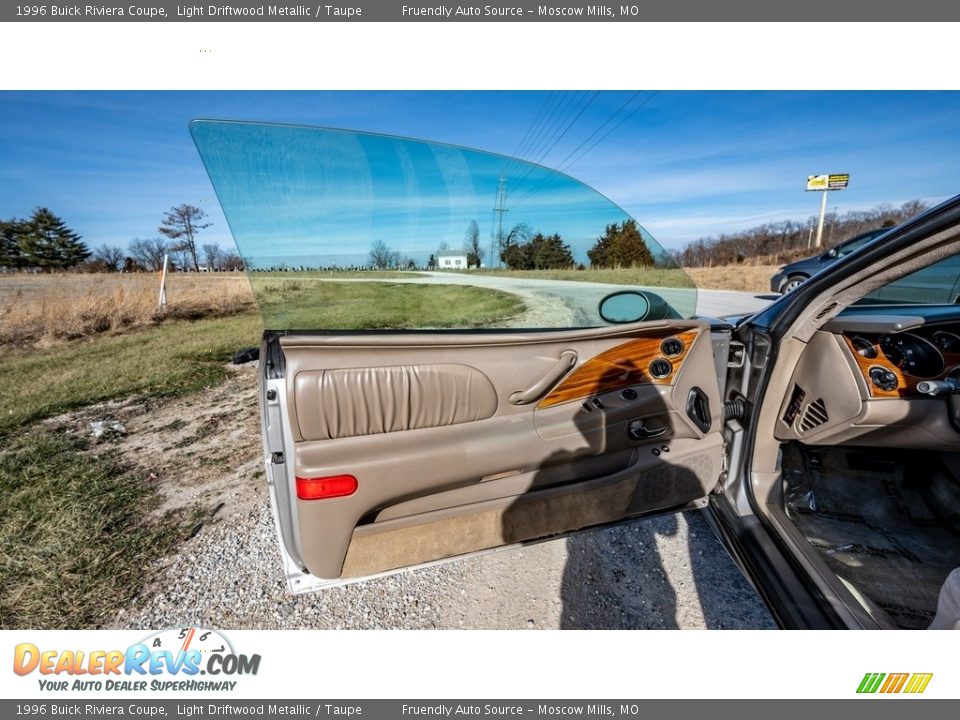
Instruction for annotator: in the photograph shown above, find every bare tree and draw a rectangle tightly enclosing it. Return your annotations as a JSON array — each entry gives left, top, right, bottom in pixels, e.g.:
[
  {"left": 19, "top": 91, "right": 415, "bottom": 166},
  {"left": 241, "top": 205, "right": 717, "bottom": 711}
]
[
  {"left": 464, "top": 220, "right": 484, "bottom": 268},
  {"left": 127, "top": 237, "right": 169, "bottom": 271},
  {"left": 498, "top": 222, "right": 532, "bottom": 265},
  {"left": 159, "top": 204, "right": 211, "bottom": 272},
  {"left": 202, "top": 243, "right": 223, "bottom": 271},
  {"left": 90, "top": 245, "right": 125, "bottom": 272},
  {"left": 675, "top": 199, "right": 930, "bottom": 267},
  {"left": 220, "top": 252, "right": 244, "bottom": 271},
  {"left": 369, "top": 239, "right": 395, "bottom": 269}
]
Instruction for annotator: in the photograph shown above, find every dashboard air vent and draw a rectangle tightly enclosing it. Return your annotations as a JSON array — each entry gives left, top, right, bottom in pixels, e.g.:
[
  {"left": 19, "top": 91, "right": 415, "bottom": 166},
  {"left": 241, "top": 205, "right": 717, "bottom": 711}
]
[{"left": 798, "top": 398, "right": 829, "bottom": 433}]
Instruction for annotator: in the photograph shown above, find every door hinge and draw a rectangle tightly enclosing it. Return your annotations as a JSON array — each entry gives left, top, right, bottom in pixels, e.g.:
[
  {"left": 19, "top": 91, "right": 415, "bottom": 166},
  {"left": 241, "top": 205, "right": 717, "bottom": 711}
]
[
  {"left": 271, "top": 451, "right": 285, "bottom": 465},
  {"left": 727, "top": 341, "right": 745, "bottom": 368}
]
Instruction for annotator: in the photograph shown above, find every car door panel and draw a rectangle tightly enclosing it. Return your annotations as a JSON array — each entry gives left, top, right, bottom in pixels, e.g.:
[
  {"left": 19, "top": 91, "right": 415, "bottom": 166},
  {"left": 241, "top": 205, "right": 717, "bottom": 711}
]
[{"left": 273, "top": 320, "right": 724, "bottom": 583}]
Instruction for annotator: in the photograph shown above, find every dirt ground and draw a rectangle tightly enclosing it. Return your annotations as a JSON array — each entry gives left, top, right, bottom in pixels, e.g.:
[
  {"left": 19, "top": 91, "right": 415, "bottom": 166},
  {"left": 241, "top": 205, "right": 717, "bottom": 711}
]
[{"left": 43, "top": 364, "right": 265, "bottom": 529}]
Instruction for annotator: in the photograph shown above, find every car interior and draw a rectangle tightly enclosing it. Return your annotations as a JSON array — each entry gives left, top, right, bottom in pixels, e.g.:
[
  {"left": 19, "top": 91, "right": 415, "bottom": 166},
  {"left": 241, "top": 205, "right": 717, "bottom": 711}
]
[{"left": 747, "top": 223, "right": 960, "bottom": 628}]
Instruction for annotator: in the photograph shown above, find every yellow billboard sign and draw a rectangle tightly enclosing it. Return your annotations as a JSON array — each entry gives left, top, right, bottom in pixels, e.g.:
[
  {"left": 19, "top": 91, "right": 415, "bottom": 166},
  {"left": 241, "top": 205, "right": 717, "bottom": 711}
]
[{"left": 807, "top": 174, "right": 850, "bottom": 191}]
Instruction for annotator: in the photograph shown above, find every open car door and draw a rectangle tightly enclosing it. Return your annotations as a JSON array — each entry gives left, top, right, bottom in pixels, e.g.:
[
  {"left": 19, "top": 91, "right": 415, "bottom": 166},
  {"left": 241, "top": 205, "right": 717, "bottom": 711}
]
[{"left": 192, "top": 120, "right": 729, "bottom": 592}]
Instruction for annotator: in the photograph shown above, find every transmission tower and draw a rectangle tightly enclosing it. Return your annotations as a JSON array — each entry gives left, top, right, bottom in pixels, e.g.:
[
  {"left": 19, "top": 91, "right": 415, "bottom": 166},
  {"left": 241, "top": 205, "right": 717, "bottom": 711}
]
[{"left": 492, "top": 176, "right": 508, "bottom": 268}]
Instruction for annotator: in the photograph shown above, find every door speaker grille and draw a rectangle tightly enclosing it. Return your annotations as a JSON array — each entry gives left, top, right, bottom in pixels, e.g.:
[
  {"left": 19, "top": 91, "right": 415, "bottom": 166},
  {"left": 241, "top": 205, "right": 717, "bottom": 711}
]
[
  {"left": 798, "top": 398, "right": 829, "bottom": 433},
  {"left": 814, "top": 302, "right": 839, "bottom": 321}
]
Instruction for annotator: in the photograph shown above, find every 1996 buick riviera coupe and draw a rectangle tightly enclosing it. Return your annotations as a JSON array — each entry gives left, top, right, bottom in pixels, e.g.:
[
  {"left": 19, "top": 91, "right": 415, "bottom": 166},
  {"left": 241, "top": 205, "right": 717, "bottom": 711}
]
[{"left": 192, "top": 120, "right": 960, "bottom": 629}]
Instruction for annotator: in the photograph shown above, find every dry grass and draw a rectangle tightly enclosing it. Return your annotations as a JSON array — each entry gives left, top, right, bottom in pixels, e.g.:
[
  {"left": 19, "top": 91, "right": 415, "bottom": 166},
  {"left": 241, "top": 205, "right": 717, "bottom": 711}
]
[
  {"left": 684, "top": 265, "right": 781, "bottom": 293},
  {"left": 465, "top": 264, "right": 779, "bottom": 294},
  {"left": 0, "top": 273, "right": 255, "bottom": 346}
]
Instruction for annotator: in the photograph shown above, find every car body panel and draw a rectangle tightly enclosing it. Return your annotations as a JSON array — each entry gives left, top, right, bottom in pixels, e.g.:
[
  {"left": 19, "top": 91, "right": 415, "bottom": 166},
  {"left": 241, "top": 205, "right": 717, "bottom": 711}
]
[{"left": 769, "top": 228, "right": 888, "bottom": 293}]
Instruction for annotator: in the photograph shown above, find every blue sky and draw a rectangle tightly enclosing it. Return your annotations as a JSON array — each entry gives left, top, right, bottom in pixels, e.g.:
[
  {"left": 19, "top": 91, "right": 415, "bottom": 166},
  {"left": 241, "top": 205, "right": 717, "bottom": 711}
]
[{"left": 1, "top": 91, "right": 959, "bottom": 257}]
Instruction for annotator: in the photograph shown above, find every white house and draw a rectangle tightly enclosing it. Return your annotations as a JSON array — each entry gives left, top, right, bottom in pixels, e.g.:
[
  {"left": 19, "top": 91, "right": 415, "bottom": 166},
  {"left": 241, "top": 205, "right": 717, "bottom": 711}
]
[{"left": 437, "top": 251, "right": 468, "bottom": 269}]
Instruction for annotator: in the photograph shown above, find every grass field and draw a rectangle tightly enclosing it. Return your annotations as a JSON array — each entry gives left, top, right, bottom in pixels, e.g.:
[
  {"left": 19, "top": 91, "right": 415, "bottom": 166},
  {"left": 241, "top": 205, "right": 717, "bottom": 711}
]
[
  {"left": 0, "top": 430, "right": 195, "bottom": 629},
  {"left": 685, "top": 265, "right": 779, "bottom": 293},
  {"left": 254, "top": 278, "right": 525, "bottom": 329},
  {"left": 0, "top": 272, "right": 255, "bottom": 346},
  {"left": 0, "top": 312, "right": 263, "bottom": 431}
]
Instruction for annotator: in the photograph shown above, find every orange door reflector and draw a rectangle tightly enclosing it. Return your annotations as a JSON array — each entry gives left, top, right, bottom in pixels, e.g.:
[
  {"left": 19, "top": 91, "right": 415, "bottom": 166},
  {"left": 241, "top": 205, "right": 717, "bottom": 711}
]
[{"left": 296, "top": 474, "right": 358, "bottom": 500}]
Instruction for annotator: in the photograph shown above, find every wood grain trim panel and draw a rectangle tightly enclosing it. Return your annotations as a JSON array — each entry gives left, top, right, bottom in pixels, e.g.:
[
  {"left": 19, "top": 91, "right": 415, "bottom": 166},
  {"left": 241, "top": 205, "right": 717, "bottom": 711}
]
[
  {"left": 841, "top": 333, "right": 960, "bottom": 398},
  {"left": 538, "top": 330, "right": 700, "bottom": 409}
]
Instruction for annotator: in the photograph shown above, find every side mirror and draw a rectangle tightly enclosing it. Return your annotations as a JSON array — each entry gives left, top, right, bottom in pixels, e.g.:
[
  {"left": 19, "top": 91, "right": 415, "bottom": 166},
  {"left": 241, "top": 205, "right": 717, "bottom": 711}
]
[{"left": 598, "top": 290, "right": 680, "bottom": 324}]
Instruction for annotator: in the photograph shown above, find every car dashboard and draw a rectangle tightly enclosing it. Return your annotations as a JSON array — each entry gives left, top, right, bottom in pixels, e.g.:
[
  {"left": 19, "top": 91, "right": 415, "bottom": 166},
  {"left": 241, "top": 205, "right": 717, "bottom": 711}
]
[
  {"left": 841, "top": 326, "right": 960, "bottom": 398},
  {"left": 773, "top": 305, "right": 960, "bottom": 450}
]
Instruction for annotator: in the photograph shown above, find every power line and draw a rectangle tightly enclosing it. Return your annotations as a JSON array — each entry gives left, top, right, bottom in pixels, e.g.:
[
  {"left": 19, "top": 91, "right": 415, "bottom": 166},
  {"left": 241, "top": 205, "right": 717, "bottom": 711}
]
[
  {"left": 507, "top": 91, "right": 576, "bottom": 178},
  {"left": 510, "top": 91, "right": 599, "bottom": 187},
  {"left": 531, "top": 90, "right": 599, "bottom": 171},
  {"left": 500, "top": 91, "right": 566, "bottom": 180},
  {"left": 558, "top": 90, "right": 659, "bottom": 173},
  {"left": 508, "top": 91, "right": 657, "bottom": 210},
  {"left": 500, "top": 91, "right": 557, "bottom": 179}
]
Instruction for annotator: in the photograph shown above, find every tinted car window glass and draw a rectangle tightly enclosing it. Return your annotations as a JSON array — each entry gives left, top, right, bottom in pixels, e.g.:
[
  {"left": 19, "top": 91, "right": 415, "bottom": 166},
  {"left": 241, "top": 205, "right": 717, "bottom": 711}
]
[
  {"left": 190, "top": 120, "right": 698, "bottom": 330},
  {"left": 858, "top": 252, "right": 960, "bottom": 305}
]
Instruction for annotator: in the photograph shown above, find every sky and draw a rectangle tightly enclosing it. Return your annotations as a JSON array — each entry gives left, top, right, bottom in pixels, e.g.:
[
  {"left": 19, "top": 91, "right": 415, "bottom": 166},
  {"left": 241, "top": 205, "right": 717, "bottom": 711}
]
[{"left": 1, "top": 90, "right": 959, "bottom": 258}]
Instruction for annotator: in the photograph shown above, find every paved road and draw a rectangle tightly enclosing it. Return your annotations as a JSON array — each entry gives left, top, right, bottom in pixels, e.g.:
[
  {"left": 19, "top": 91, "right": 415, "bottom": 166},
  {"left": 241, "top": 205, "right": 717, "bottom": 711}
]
[
  {"left": 325, "top": 271, "right": 774, "bottom": 324},
  {"left": 416, "top": 271, "right": 773, "bottom": 321}
]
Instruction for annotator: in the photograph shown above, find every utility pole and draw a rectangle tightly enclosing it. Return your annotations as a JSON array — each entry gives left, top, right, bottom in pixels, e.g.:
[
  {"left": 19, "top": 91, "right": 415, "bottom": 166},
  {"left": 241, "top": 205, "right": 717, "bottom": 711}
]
[
  {"left": 157, "top": 253, "right": 169, "bottom": 307},
  {"left": 492, "top": 176, "right": 508, "bottom": 268},
  {"left": 814, "top": 189, "right": 828, "bottom": 249}
]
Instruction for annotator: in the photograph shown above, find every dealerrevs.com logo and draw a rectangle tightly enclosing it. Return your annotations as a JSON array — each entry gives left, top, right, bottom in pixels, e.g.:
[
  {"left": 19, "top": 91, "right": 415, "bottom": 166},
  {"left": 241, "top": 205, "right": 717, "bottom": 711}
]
[
  {"left": 857, "top": 673, "right": 933, "bottom": 694},
  {"left": 13, "top": 628, "right": 260, "bottom": 692}
]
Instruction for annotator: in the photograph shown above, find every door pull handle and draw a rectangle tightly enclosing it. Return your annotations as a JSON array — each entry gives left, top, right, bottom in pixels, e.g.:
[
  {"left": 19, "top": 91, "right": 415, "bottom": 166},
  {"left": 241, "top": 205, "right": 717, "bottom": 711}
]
[
  {"left": 509, "top": 350, "right": 578, "bottom": 405},
  {"left": 627, "top": 419, "right": 667, "bottom": 441}
]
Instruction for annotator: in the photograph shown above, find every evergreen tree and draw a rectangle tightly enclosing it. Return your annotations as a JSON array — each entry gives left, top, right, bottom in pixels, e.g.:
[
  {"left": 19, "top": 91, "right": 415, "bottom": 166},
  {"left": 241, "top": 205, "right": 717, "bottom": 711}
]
[
  {"left": 501, "top": 231, "right": 573, "bottom": 270},
  {"left": 19, "top": 208, "right": 89, "bottom": 270},
  {"left": 587, "top": 219, "right": 654, "bottom": 268},
  {"left": 609, "top": 219, "right": 654, "bottom": 267},
  {"left": 533, "top": 233, "right": 574, "bottom": 269},
  {"left": 501, "top": 239, "right": 534, "bottom": 270},
  {"left": 0, "top": 218, "right": 24, "bottom": 268},
  {"left": 587, "top": 223, "right": 617, "bottom": 268}
]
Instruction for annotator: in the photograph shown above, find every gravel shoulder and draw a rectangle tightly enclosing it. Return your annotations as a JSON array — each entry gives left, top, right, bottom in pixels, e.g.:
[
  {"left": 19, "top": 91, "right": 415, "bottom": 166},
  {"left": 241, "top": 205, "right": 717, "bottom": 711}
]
[{"left": 103, "top": 364, "right": 774, "bottom": 631}]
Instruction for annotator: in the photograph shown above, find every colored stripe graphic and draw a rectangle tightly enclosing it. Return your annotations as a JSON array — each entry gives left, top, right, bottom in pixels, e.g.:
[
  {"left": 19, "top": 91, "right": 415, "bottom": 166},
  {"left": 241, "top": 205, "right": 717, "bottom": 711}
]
[
  {"left": 904, "top": 673, "right": 933, "bottom": 694},
  {"left": 880, "top": 673, "right": 909, "bottom": 693},
  {"left": 857, "top": 673, "right": 885, "bottom": 693},
  {"left": 857, "top": 672, "right": 932, "bottom": 694}
]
